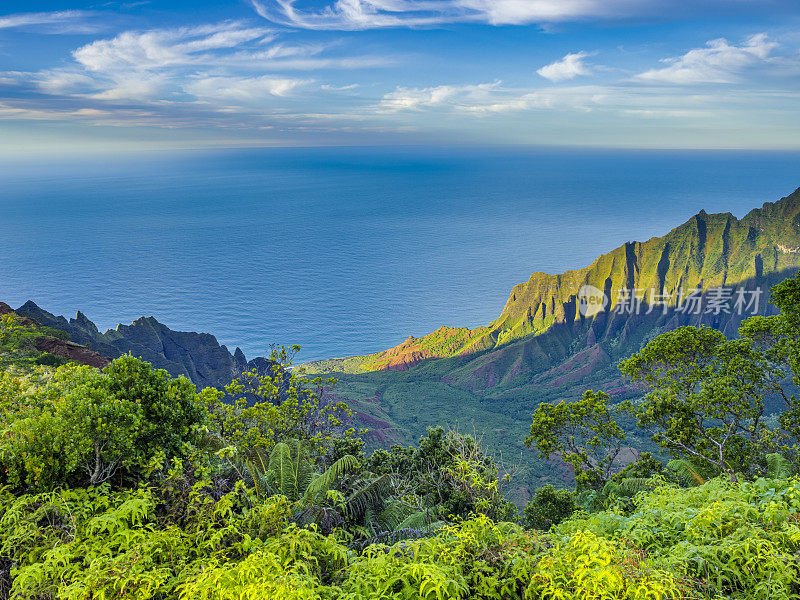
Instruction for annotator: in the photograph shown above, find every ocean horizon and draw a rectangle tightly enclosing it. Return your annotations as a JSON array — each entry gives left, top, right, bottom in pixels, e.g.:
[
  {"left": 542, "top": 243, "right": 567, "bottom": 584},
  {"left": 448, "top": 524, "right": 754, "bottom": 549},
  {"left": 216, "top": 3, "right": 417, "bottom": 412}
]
[{"left": 2, "top": 146, "right": 799, "bottom": 363}]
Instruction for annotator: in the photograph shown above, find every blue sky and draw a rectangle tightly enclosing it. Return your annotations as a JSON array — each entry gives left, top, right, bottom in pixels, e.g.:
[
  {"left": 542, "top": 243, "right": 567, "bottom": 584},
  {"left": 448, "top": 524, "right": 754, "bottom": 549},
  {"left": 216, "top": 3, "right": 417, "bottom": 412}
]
[{"left": 1, "top": 0, "right": 800, "bottom": 153}]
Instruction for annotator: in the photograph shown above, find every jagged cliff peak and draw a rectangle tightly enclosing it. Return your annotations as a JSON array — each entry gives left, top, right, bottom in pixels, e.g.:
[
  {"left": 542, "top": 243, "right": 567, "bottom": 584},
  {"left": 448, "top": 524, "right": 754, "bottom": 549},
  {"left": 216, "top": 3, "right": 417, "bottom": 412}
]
[
  {"left": 14, "top": 302, "right": 268, "bottom": 389},
  {"left": 305, "top": 187, "right": 800, "bottom": 375}
]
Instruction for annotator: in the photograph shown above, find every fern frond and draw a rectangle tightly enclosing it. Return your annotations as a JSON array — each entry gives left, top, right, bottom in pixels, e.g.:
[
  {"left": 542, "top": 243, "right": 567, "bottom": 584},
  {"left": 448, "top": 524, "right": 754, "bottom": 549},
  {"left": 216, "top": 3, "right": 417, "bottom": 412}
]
[
  {"left": 766, "top": 453, "right": 794, "bottom": 479},
  {"left": 615, "top": 478, "right": 656, "bottom": 497},
  {"left": 396, "top": 511, "right": 432, "bottom": 530},
  {"left": 345, "top": 474, "right": 392, "bottom": 521},
  {"left": 667, "top": 459, "right": 705, "bottom": 487},
  {"left": 266, "top": 442, "right": 299, "bottom": 499},
  {"left": 304, "top": 455, "right": 359, "bottom": 505},
  {"left": 377, "top": 501, "right": 412, "bottom": 531}
]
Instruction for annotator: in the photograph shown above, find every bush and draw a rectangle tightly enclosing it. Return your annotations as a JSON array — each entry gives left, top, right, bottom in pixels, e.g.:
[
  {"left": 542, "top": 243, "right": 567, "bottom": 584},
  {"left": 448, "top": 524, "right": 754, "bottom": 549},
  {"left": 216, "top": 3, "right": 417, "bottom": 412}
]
[
  {"left": 560, "top": 476, "right": 800, "bottom": 600},
  {"left": 0, "top": 356, "right": 209, "bottom": 491},
  {"left": 524, "top": 484, "right": 576, "bottom": 530}
]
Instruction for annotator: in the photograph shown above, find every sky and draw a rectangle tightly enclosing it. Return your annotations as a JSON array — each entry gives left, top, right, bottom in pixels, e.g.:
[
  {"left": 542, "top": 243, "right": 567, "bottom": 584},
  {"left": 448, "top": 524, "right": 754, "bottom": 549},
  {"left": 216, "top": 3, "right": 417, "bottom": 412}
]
[{"left": 1, "top": 0, "right": 800, "bottom": 153}]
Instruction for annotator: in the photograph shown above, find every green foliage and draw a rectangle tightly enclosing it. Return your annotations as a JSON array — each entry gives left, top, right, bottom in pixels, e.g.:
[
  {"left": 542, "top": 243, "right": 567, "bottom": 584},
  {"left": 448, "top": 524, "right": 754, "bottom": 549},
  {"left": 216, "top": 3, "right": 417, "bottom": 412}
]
[
  {"left": 105, "top": 355, "right": 208, "bottom": 466},
  {"left": 739, "top": 273, "right": 800, "bottom": 462},
  {"left": 366, "top": 426, "right": 516, "bottom": 522},
  {"left": 564, "top": 476, "right": 800, "bottom": 600},
  {"left": 524, "top": 484, "right": 576, "bottom": 530},
  {"left": 211, "top": 345, "right": 355, "bottom": 466},
  {"left": 532, "top": 530, "right": 686, "bottom": 600},
  {"left": 620, "top": 326, "right": 773, "bottom": 481},
  {"left": 0, "top": 477, "right": 701, "bottom": 600},
  {"left": 527, "top": 390, "right": 626, "bottom": 490},
  {"left": 7, "top": 279, "right": 800, "bottom": 600},
  {"left": 0, "top": 472, "right": 293, "bottom": 600},
  {"left": 232, "top": 440, "right": 395, "bottom": 536},
  {"left": 766, "top": 452, "right": 795, "bottom": 479},
  {"left": 0, "top": 356, "right": 208, "bottom": 491},
  {"left": 0, "top": 313, "right": 70, "bottom": 370}
]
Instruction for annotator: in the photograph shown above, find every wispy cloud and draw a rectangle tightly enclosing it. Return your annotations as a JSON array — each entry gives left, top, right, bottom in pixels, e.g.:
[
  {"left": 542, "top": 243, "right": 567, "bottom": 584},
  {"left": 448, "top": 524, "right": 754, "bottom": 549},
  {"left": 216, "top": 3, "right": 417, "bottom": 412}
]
[
  {"left": 72, "top": 22, "right": 273, "bottom": 72},
  {"left": 537, "top": 51, "right": 594, "bottom": 81},
  {"left": 0, "top": 19, "right": 391, "bottom": 132},
  {"left": 372, "top": 76, "right": 800, "bottom": 119},
  {"left": 377, "top": 82, "right": 502, "bottom": 112},
  {"left": 248, "top": 0, "right": 634, "bottom": 30},
  {"left": 0, "top": 10, "right": 98, "bottom": 33},
  {"left": 375, "top": 81, "right": 611, "bottom": 114},
  {"left": 17, "top": 21, "right": 385, "bottom": 108},
  {"left": 250, "top": 0, "right": 800, "bottom": 30},
  {"left": 185, "top": 75, "right": 309, "bottom": 103},
  {"left": 635, "top": 34, "right": 778, "bottom": 84}
]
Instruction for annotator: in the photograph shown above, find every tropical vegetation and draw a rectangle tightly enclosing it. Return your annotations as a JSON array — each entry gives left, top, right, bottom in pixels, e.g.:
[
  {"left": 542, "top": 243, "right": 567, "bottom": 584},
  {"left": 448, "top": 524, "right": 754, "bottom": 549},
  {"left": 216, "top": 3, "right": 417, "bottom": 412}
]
[{"left": 1, "top": 272, "right": 800, "bottom": 598}]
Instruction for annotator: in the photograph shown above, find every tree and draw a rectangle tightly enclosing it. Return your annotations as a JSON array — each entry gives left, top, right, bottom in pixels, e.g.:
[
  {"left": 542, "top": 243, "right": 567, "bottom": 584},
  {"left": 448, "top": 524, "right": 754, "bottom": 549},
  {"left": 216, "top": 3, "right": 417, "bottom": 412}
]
[
  {"left": 740, "top": 274, "right": 800, "bottom": 458},
  {"left": 210, "top": 345, "right": 356, "bottom": 468},
  {"left": 104, "top": 354, "right": 208, "bottom": 466},
  {"left": 526, "top": 390, "right": 626, "bottom": 491},
  {"left": 0, "top": 356, "right": 209, "bottom": 491},
  {"left": 524, "top": 485, "right": 576, "bottom": 530},
  {"left": 619, "top": 326, "right": 772, "bottom": 482}
]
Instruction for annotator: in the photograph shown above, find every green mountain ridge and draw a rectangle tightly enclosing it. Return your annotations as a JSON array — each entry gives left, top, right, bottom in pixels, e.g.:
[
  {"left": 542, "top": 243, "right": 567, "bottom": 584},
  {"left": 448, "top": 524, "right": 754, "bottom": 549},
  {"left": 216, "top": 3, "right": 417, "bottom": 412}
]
[
  {"left": 8, "top": 189, "right": 800, "bottom": 495},
  {"left": 302, "top": 188, "right": 800, "bottom": 497},
  {"left": 306, "top": 187, "right": 800, "bottom": 377}
]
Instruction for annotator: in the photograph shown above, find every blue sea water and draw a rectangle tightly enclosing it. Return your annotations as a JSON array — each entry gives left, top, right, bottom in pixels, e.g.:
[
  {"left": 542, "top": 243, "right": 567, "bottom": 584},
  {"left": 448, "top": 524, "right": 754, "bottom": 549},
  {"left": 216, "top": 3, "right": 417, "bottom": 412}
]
[{"left": 1, "top": 146, "right": 798, "bottom": 362}]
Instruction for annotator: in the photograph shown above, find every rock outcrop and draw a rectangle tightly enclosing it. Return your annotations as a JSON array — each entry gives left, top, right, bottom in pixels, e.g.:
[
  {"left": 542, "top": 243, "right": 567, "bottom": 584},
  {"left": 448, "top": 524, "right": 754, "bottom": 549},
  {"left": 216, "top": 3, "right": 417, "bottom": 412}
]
[
  {"left": 33, "top": 336, "right": 111, "bottom": 369},
  {"left": 15, "top": 303, "right": 269, "bottom": 389},
  {"left": 1, "top": 304, "right": 112, "bottom": 369}
]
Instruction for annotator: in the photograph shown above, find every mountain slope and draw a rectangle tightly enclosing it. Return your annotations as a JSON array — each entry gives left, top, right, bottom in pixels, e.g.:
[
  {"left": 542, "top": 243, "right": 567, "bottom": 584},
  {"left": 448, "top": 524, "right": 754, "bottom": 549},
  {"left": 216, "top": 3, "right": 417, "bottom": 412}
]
[
  {"left": 14, "top": 302, "right": 268, "bottom": 389},
  {"left": 0, "top": 302, "right": 110, "bottom": 370},
  {"left": 301, "top": 188, "right": 800, "bottom": 498},
  {"left": 307, "top": 187, "right": 800, "bottom": 377}
]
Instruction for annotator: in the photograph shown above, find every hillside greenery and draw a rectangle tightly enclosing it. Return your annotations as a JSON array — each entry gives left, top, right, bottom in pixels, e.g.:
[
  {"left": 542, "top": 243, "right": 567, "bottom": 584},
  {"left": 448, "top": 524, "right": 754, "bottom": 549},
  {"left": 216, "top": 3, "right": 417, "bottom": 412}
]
[
  {"left": 1, "top": 274, "right": 800, "bottom": 597},
  {"left": 0, "top": 312, "right": 71, "bottom": 370}
]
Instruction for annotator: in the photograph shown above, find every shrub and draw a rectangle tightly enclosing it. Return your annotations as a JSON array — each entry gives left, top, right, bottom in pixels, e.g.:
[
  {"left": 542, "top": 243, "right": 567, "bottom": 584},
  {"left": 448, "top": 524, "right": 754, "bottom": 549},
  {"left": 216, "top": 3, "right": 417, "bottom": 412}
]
[
  {"left": 524, "top": 484, "right": 576, "bottom": 530},
  {"left": 0, "top": 356, "right": 208, "bottom": 491}
]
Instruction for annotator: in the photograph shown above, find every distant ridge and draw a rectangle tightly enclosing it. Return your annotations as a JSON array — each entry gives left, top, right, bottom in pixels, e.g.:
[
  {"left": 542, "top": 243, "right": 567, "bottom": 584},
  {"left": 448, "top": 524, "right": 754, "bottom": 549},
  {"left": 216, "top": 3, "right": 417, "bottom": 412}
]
[
  {"left": 15, "top": 302, "right": 270, "bottom": 389},
  {"left": 306, "top": 187, "right": 800, "bottom": 379}
]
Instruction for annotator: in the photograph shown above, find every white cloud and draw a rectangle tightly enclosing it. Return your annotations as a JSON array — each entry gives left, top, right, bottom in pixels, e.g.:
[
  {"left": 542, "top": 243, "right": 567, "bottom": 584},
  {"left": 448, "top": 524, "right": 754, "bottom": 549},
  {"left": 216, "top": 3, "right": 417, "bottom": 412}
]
[
  {"left": 0, "top": 10, "right": 90, "bottom": 31},
  {"left": 72, "top": 23, "right": 272, "bottom": 72},
  {"left": 537, "top": 51, "right": 593, "bottom": 81},
  {"left": 377, "top": 82, "right": 501, "bottom": 112},
  {"left": 372, "top": 77, "right": 800, "bottom": 119},
  {"left": 375, "top": 81, "right": 623, "bottom": 114},
  {"left": 90, "top": 74, "right": 169, "bottom": 101},
  {"left": 321, "top": 83, "right": 359, "bottom": 91},
  {"left": 249, "top": 0, "right": 631, "bottom": 30},
  {"left": 19, "top": 21, "right": 382, "bottom": 109},
  {"left": 35, "top": 70, "right": 97, "bottom": 95},
  {"left": 185, "top": 75, "right": 308, "bottom": 103},
  {"left": 635, "top": 34, "right": 778, "bottom": 84},
  {"left": 456, "top": 0, "right": 610, "bottom": 25}
]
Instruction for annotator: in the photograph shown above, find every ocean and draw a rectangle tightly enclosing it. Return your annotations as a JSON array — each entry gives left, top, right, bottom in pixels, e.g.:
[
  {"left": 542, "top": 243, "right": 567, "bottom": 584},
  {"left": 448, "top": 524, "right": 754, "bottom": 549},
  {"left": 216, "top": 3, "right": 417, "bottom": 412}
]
[{"left": 1, "top": 146, "right": 798, "bottom": 362}]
